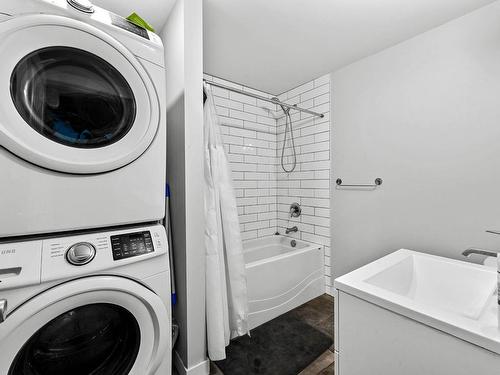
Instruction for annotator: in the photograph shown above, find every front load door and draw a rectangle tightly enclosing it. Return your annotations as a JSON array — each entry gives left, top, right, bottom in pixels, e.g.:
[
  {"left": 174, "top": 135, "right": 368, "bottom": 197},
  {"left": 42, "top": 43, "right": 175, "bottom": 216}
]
[
  {"left": 0, "top": 276, "right": 169, "bottom": 375},
  {"left": 0, "top": 14, "right": 160, "bottom": 174}
]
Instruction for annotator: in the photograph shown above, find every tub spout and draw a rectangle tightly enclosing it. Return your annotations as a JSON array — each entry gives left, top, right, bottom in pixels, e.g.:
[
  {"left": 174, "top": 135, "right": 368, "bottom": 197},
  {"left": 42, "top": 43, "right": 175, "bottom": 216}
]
[{"left": 285, "top": 226, "right": 298, "bottom": 234}]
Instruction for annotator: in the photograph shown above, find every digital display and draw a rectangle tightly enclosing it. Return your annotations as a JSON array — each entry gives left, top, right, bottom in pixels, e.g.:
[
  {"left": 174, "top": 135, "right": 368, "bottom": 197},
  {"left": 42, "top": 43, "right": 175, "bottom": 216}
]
[
  {"left": 111, "top": 231, "right": 154, "bottom": 260},
  {"left": 110, "top": 14, "right": 149, "bottom": 40}
]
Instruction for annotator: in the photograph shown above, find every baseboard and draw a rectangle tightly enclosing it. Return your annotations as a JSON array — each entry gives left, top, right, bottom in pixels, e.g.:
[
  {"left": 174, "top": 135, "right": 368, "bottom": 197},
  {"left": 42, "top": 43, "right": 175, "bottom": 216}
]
[
  {"left": 174, "top": 351, "right": 210, "bottom": 375},
  {"left": 325, "top": 285, "right": 334, "bottom": 296}
]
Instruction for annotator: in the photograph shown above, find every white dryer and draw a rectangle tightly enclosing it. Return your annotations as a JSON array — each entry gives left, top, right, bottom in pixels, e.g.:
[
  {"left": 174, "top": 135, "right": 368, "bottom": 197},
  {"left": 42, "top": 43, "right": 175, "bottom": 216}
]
[
  {"left": 0, "top": 0, "right": 166, "bottom": 237},
  {"left": 0, "top": 224, "right": 171, "bottom": 375}
]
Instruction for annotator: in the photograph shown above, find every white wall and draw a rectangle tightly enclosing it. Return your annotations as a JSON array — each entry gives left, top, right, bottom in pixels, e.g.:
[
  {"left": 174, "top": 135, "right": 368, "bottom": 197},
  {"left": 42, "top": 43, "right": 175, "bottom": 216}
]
[
  {"left": 161, "top": 1, "right": 208, "bottom": 374},
  {"left": 332, "top": 1, "right": 500, "bottom": 278},
  {"left": 204, "top": 0, "right": 497, "bottom": 94}
]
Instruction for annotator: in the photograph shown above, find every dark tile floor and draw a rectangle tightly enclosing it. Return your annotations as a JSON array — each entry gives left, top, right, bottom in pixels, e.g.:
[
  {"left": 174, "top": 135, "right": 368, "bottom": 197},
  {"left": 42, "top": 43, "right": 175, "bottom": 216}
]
[
  {"left": 210, "top": 294, "right": 334, "bottom": 375},
  {"left": 173, "top": 295, "right": 334, "bottom": 375},
  {"left": 293, "top": 294, "right": 334, "bottom": 375}
]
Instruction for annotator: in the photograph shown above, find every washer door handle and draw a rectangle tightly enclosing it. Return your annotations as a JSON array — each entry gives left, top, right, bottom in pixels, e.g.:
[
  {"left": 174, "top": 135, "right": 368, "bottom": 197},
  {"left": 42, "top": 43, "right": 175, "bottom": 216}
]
[{"left": 0, "top": 299, "right": 6, "bottom": 323}]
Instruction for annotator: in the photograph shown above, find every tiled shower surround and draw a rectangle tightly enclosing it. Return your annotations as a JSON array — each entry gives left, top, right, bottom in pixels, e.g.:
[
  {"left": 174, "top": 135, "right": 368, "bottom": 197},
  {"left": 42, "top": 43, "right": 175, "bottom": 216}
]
[
  {"left": 277, "top": 76, "right": 332, "bottom": 293},
  {"left": 204, "top": 74, "right": 332, "bottom": 294}
]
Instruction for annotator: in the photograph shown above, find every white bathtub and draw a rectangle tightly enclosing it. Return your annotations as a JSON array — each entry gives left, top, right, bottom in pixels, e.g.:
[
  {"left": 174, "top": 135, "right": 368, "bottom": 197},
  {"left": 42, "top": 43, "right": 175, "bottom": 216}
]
[{"left": 244, "top": 235, "right": 325, "bottom": 330}]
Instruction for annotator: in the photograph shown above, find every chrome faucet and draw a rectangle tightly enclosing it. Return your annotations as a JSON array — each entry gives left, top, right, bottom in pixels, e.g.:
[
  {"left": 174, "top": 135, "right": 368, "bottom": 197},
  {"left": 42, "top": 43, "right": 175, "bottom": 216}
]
[
  {"left": 285, "top": 226, "right": 298, "bottom": 234},
  {"left": 462, "top": 230, "right": 500, "bottom": 259},
  {"left": 463, "top": 230, "right": 500, "bottom": 317},
  {"left": 462, "top": 248, "right": 497, "bottom": 258}
]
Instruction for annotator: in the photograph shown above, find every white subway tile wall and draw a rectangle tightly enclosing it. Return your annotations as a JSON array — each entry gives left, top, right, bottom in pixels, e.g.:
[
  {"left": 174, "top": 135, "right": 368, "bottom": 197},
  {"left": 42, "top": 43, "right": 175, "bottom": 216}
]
[
  {"left": 204, "top": 74, "right": 279, "bottom": 241},
  {"left": 277, "top": 75, "right": 332, "bottom": 295},
  {"left": 204, "top": 74, "right": 332, "bottom": 295}
]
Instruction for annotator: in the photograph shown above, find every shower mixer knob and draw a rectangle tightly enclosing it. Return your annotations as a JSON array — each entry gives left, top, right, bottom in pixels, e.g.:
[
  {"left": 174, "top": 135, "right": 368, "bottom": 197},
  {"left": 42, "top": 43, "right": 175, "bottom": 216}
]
[{"left": 289, "top": 202, "right": 301, "bottom": 218}]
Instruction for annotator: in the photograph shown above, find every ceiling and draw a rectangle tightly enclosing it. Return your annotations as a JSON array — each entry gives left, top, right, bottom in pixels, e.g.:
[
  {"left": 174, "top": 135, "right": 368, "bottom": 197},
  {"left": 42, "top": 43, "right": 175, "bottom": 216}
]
[
  {"left": 204, "top": 0, "right": 497, "bottom": 94},
  {"left": 93, "top": 0, "right": 176, "bottom": 31}
]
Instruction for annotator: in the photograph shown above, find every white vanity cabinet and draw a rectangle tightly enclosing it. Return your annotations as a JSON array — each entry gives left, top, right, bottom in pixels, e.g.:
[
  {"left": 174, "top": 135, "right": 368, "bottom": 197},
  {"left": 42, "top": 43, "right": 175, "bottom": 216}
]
[
  {"left": 334, "top": 249, "right": 500, "bottom": 375},
  {"left": 334, "top": 290, "right": 500, "bottom": 375}
]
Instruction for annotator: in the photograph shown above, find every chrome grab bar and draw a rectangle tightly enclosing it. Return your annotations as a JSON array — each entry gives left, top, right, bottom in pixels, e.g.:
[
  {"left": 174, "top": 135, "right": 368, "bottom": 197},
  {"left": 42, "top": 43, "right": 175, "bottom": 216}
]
[{"left": 336, "top": 178, "right": 383, "bottom": 188}]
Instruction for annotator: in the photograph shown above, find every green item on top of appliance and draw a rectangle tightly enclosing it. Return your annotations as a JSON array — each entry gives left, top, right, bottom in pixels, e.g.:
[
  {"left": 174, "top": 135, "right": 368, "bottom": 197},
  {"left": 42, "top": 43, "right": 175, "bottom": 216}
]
[{"left": 126, "top": 12, "right": 155, "bottom": 32}]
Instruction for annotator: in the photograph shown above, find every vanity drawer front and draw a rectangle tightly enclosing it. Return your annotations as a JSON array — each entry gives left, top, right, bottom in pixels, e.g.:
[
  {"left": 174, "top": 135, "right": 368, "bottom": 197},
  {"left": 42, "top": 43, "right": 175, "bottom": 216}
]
[{"left": 336, "top": 291, "right": 500, "bottom": 375}]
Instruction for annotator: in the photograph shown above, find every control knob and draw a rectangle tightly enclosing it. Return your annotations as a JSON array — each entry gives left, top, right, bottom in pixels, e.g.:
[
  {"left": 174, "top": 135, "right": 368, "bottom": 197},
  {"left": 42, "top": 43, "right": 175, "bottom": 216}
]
[{"left": 66, "top": 242, "right": 96, "bottom": 266}]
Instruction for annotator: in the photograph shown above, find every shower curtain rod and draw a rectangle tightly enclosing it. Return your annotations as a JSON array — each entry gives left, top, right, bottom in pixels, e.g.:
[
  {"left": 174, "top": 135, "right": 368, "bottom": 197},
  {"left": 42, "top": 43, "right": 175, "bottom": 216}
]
[{"left": 203, "top": 79, "right": 325, "bottom": 119}]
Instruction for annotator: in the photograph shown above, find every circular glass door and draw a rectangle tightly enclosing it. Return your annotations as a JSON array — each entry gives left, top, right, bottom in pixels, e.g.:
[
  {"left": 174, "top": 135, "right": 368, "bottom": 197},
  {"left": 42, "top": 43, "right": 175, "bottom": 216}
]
[
  {"left": 8, "top": 303, "right": 140, "bottom": 375},
  {"left": 0, "top": 15, "right": 161, "bottom": 174},
  {"left": 0, "top": 276, "right": 170, "bottom": 375},
  {"left": 11, "top": 47, "right": 137, "bottom": 149}
]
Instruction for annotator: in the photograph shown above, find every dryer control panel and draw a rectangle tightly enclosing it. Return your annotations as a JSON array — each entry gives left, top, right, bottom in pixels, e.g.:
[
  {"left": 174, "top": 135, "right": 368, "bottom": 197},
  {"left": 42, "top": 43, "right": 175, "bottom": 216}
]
[
  {"left": 40, "top": 224, "right": 167, "bottom": 283},
  {"left": 110, "top": 14, "right": 149, "bottom": 40},
  {"left": 111, "top": 231, "right": 155, "bottom": 260},
  {"left": 0, "top": 224, "right": 168, "bottom": 289}
]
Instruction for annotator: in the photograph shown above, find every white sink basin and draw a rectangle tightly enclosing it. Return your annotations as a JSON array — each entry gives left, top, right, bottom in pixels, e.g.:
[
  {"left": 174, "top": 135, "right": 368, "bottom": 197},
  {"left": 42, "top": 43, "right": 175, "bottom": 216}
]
[
  {"left": 335, "top": 249, "right": 500, "bottom": 354},
  {"left": 364, "top": 253, "right": 496, "bottom": 319}
]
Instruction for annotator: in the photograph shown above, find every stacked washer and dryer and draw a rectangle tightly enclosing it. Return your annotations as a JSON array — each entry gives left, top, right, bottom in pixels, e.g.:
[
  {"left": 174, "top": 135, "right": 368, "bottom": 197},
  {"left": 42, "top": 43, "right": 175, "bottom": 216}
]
[{"left": 0, "top": 0, "right": 171, "bottom": 374}]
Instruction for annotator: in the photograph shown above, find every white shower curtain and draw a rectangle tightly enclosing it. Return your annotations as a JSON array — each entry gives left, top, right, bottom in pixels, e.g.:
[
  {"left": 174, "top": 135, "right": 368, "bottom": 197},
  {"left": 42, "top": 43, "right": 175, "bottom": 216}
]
[{"left": 204, "top": 83, "right": 249, "bottom": 360}]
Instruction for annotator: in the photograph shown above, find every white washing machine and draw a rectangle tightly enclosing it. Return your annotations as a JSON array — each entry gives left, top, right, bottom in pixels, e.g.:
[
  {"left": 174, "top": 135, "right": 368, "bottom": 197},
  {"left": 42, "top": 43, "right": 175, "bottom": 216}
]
[
  {"left": 0, "top": 224, "right": 171, "bottom": 375},
  {"left": 0, "top": 0, "right": 166, "bottom": 237}
]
